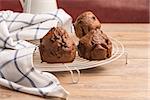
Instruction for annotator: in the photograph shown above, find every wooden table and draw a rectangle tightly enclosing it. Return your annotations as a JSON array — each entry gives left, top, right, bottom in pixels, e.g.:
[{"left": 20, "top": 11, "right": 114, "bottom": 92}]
[{"left": 0, "top": 24, "right": 149, "bottom": 100}]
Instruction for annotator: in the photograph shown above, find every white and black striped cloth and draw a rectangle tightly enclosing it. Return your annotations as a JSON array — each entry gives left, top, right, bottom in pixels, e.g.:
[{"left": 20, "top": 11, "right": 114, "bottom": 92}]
[{"left": 0, "top": 9, "right": 73, "bottom": 98}]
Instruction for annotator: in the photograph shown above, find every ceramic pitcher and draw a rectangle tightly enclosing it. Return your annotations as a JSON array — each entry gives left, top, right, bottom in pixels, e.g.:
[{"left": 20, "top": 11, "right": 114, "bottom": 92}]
[{"left": 20, "top": 0, "right": 58, "bottom": 14}]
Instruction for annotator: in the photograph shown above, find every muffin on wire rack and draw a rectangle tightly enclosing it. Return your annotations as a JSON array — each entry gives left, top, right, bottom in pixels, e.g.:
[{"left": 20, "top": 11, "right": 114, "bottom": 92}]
[
  {"left": 39, "top": 27, "right": 76, "bottom": 63},
  {"left": 74, "top": 11, "right": 112, "bottom": 60}
]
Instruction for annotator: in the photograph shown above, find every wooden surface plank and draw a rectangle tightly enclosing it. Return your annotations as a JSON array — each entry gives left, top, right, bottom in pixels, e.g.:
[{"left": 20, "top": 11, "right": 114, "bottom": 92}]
[
  {"left": 0, "top": 24, "right": 149, "bottom": 100},
  {"left": 101, "top": 24, "right": 150, "bottom": 33}
]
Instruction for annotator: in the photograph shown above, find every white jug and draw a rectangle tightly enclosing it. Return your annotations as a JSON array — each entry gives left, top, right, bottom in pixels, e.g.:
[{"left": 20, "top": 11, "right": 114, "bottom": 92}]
[{"left": 20, "top": 0, "right": 58, "bottom": 14}]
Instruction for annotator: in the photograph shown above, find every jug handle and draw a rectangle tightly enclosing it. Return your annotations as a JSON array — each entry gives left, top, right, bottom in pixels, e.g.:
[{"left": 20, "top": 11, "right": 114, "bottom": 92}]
[
  {"left": 19, "top": 0, "right": 31, "bottom": 13},
  {"left": 20, "top": 0, "right": 25, "bottom": 8}
]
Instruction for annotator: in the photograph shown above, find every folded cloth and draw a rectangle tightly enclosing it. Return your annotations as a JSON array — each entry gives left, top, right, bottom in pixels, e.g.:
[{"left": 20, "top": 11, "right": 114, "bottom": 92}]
[{"left": 0, "top": 9, "right": 73, "bottom": 98}]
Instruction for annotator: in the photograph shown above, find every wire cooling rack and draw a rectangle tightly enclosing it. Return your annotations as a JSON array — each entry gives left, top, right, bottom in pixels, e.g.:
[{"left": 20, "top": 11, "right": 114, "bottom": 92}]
[{"left": 33, "top": 36, "right": 127, "bottom": 83}]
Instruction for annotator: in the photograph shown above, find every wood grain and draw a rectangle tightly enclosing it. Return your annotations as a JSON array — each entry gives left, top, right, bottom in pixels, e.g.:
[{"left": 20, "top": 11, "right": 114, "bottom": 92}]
[{"left": 0, "top": 24, "right": 149, "bottom": 100}]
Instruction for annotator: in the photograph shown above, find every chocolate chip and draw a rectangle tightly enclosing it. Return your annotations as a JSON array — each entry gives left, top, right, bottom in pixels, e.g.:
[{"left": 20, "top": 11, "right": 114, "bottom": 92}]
[
  {"left": 92, "top": 16, "right": 96, "bottom": 20},
  {"left": 105, "top": 39, "right": 109, "bottom": 44},
  {"left": 101, "top": 43, "right": 108, "bottom": 49}
]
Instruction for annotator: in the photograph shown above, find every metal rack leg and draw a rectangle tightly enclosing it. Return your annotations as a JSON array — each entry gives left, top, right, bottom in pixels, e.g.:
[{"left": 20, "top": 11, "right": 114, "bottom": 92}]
[
  {"left": 64, "top": 64, "right": 80, "bottom": 84},
  {"left": 124, "top": 51, "right": 128, "bottom": 64}
]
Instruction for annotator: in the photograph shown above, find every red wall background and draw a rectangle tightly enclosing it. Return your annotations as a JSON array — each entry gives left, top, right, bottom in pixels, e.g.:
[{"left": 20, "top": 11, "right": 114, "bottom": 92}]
[{"left": 0, "top": 0, "right": 149, "bottom": 23}]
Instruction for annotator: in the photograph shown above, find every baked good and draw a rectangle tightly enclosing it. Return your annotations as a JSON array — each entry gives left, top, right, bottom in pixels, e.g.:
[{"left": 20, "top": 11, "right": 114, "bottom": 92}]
[
  {"left": 75, "top": 11, "right": 112, "bottom": 60},
  {"left": 39, "top": 27, "right": 76, "bottom": 63},
  {"left": 74, "top": 11, "right": 101, "bottom": 38},
  {"left": 77, "top": 29, "right": 112, "bottom": 60}
]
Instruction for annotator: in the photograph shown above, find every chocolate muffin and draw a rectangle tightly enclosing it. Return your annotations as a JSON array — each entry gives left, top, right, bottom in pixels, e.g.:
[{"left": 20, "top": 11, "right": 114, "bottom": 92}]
[
  {"left": 39, "top": 27, "right": 76, "bottom": 63},
  {"left": 77, "top": 29, "right": 112, "bottom": 60},
  {"left": 74, "top": 11, "right": 101, "bottom": 38}
]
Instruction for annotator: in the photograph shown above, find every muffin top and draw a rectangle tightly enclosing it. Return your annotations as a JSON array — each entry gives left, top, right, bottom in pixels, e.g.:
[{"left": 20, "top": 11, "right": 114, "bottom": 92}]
[
  {"left": 74, "top": 11, "right": 101, "bottom": 38},
  {"left": 41, "top": 27, "right": 74, "bottom": 51},
  {"left": 79, "top": 29, "right": 112, "bottom": 49}
]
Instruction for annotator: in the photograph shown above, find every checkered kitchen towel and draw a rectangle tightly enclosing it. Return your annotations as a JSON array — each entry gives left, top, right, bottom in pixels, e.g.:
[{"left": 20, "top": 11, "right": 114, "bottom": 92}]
[{"left": 0, "top": 9, "right": 73, "bottom": 98}]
